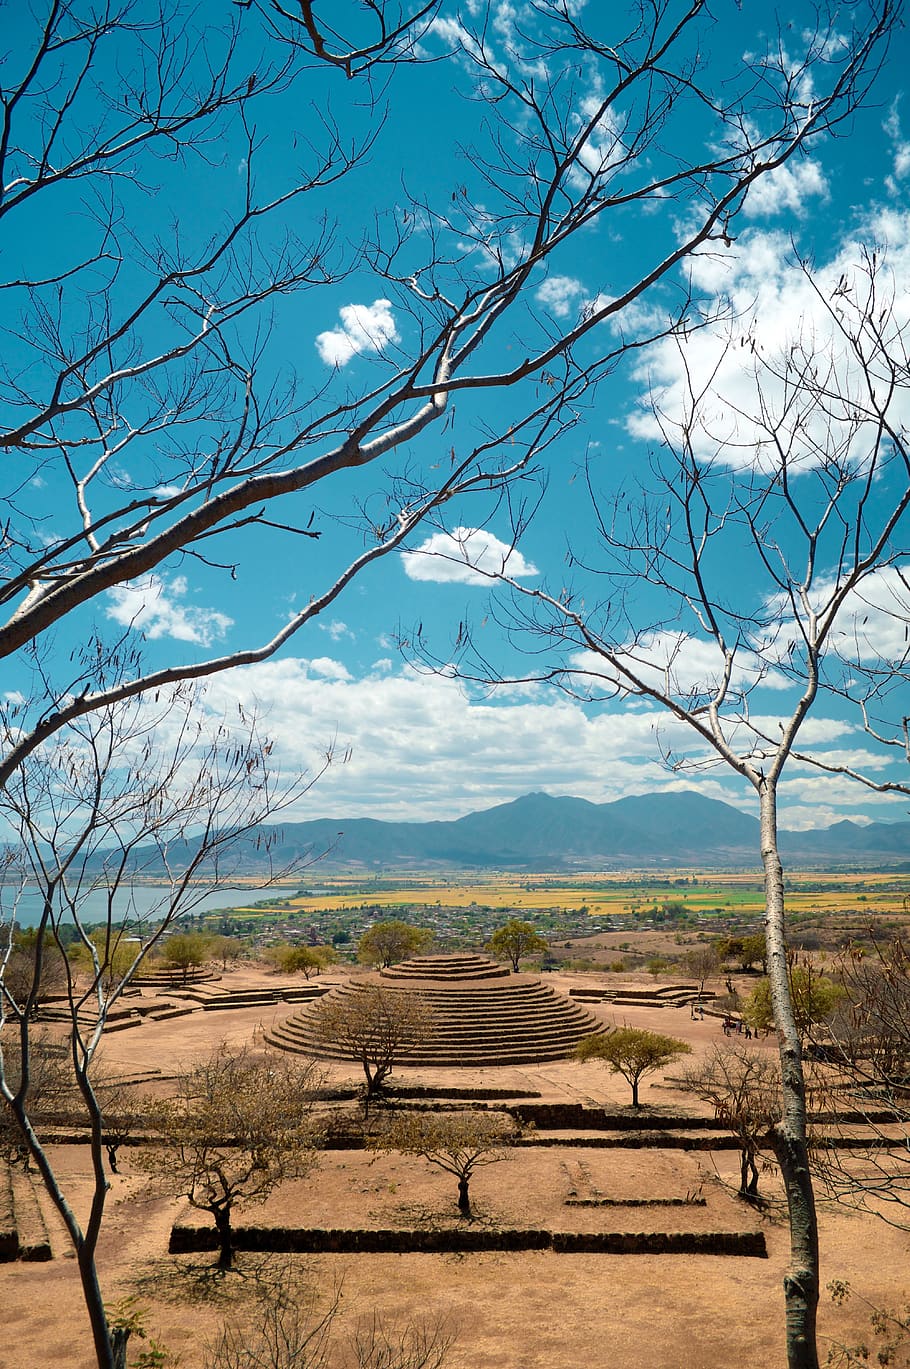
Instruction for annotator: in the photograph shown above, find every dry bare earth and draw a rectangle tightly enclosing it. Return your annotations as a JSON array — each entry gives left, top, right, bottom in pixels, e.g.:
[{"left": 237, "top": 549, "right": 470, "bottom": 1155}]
[{"left": 3, "top": 967, "right": 906, "bottom": 1368}]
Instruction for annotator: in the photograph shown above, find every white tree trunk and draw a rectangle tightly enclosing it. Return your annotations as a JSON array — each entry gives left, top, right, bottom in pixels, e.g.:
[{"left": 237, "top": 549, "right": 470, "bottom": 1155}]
[{"left": 760, "top": 781, "right": 820, "bottom": 1369}]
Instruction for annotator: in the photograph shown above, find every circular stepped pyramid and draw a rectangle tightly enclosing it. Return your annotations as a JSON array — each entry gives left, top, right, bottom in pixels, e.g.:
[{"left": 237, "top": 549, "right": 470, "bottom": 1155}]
[
  {"left": 380, "top": 953, "right": 509, "bottom": 982},
  {"left": 267, "top": 954, "right": 607, "bottom": 1067}
]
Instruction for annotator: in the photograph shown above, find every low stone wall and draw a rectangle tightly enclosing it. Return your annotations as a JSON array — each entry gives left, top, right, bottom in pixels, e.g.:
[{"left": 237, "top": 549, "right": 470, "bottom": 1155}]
[
  {"left": 0, "top": 1167, "right": 17, "bottom": 1261},
  {"left": 509, "top": 1104, "right": 717, "bottom": 1130},
  {"left": 169, "top": 1223, "right": 767, "bottom": 1258}
]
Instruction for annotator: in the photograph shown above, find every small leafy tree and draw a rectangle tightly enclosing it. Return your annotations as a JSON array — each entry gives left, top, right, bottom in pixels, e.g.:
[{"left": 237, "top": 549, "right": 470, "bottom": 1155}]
[
  {"left": 357, "top": 922, "right": 432, "bottom": 969},
  {"left": 719, "top": 935, "right": 768, "bottom": 973},
  {"left": 159, "top": 932, "right": 214, "bottom": 984},
  {"left": 312, "top": 986, "right": 432, "bottom": 1103},
  {"left": 682, "top": 1042, "right": 782, "bottom": 1201},
  {"left": 141, "top": 1045, "right": 323, "bottom": 1271},
  {"left": 576, "top": 1028, "right": 691, "bottom": 1107},
  {"left": 743, "top": 964, "right": 842, "bottom": 1040},
  {"left": 269, "top": 944, "right": 333, "bottom": 978},
  {"left": 69, "top": 932, "right": 139, "bottom": 995},
  {"left": 486, "top": 920, "right": 548, "bottom": 973},
  {"left": 4, "top": 930, "right": 68, "bottom": 1014},
  {"left": 371, "top": 1110, "right": 518, "bottom": 1219}
]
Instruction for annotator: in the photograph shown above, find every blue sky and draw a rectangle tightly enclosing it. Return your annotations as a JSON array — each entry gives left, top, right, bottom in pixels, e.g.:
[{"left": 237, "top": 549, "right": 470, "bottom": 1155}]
[{"left": 5, "top": 1, "right": 910, "bottom": 835}]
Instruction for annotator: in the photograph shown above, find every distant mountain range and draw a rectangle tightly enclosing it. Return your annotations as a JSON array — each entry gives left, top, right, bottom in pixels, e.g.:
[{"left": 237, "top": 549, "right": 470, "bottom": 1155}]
[{"left": 159, "top": 790, "right": 910, "bottom": 873}]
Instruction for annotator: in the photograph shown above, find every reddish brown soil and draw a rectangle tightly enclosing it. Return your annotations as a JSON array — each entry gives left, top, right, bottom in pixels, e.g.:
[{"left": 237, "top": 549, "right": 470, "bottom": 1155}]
[{"left": 3, "top": 967, "right": 905, "bottom": 1369}]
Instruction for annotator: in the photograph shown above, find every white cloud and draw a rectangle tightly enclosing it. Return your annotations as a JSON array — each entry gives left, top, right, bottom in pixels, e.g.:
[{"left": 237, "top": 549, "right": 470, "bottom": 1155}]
[
  {"left": 742, "top": 158, "right": 827, "bottom": 219},
  {"left": 885, "top": 101, "right": 910, "bottom": 195},
  {"left": 307, "top": 657, "right": 352, "bottom": 681},
  {"left": 426, "top": 6, "right": 548, "bottom": 80},
  {"left": 569, "top": 89, "right": 627, "bottom": 188},
  {"left": 627, "top": 209, "right": 910, "bottom": 472},
  {"left": 319, "top": 619, "right": 354, "bottom": 642},
  {"left": 535, "top": 275, "right": 585, "bottom": 319},
  {"left": 427, "top": 15, "right": 483, "bottom": 59},
  {"left": 760, "top": 565, "right": 910, "bottom": 670},
  {"left": 315, "top": 299, "right": 399, "bottom": 367},
  {"left": 106, "top": 575, "right": 233, "bottom": 646},
  {"left": 181, "top": 656, "right": 908, "bottom": 828},
  {"left": 568, "top": 631, "right": 790, "bottom": 704},
  {"left": 401, "top": 527, "right": 539, "bottom": 584}
]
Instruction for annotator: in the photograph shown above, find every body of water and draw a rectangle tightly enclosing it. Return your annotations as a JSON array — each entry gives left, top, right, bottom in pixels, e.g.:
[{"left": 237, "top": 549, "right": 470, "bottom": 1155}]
[{"left": 0, "top": 883, "right": 295, "bottom": 929}]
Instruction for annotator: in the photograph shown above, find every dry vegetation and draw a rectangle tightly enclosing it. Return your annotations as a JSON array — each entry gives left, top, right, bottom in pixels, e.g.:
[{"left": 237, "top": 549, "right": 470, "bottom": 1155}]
[{"left": 3, "top": 958, "right": 910, "bottom": 1369}]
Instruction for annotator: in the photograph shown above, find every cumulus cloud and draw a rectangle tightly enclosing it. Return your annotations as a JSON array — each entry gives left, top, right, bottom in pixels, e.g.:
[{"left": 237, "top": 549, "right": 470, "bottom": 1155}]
[
  {"left": 627, "top": 208, "right": 910, "bottom": 472},
  {"left": 760, "top": 564, "right": 910, "bottom": 669},
  {"left": 535, "top": 275, "right": 585, "bottom": 319},
  {"left": 568, "top": 631, "right": 790, "bottom": 703},
  {"left": 885, "top": 101, "right": 910, "bottom": 195},
  {"left": 180, "top": 656, "right": 903, "bottom": 827},
  {"left": 401, "top": 527, "right": 539, "bottom": 584},
  {"left": 315, "top": 299, "right": 399, "bottom": 367},
  {"left": 742, "top": 158, "right": 827, "bottom": 219},
  {"left": 106, "top": 575, "right": 233, "bottom": 646}
]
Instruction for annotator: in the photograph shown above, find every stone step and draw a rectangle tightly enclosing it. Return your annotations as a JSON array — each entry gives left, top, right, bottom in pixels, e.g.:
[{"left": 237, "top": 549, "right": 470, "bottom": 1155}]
[
  {"left": 379, "top": 955, "right": 509, "bottom": 982},
  {"left": 10, "top": 1169, "right": 52, "bottom": 1261},
  {"left": 270, "top": 962, "right": 607, "bottom": 1068},
  {"left": 272, "top": 1014, "right": 574, "bottom": 1037},
  {"left": 264, "top": 1034, "right": 597, "bottom": 1067}
]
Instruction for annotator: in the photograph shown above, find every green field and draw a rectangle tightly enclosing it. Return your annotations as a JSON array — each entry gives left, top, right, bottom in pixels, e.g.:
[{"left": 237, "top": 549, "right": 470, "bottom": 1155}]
[{"left": 211, "top": 869, "right": 910, "bottom": 932}]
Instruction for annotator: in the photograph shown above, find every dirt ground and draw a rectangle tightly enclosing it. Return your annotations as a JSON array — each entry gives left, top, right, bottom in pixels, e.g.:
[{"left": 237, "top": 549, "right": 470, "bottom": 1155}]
[{"left": 3, "top": 967, "right": 907, "bottom": 1369}]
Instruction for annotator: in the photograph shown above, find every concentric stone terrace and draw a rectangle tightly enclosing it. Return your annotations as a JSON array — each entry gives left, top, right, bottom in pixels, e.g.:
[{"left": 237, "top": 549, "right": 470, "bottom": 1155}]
[
  {"left": 267, "top": 954, "right": 607, "bottom": 1067},
  {"left": 380, "top": 953, "right": 510, "bottom": 982}
]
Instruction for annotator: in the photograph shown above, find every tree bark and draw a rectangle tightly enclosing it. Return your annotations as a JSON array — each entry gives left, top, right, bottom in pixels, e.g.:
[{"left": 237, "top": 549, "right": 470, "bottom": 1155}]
[
  {"left": 760, "top": 782, "right": 820, "bottom": 1369},
  {"left": 10, "top": 1092, "right": 117, "bottom": 1369},
  {"left": 740, "top": 1148, "right": 759, "bottom": 1199},
  {"left": 111, "top": 1328, "right": 129, "bottom": 1369},
  {"left": 457, "top": 1175, "right": 472, "bottom": 1219},
  {"left": 213, "top": 1204, "right": 234, "bottom": 1271}
]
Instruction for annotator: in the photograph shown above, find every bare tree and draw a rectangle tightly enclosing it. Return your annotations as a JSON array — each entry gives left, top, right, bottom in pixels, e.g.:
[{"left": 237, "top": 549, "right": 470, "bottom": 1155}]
[
  {"left": 0, "top": 683, "right": 315, "bottom": 1369},
  {"left": 683, "top": 945, "right": 720, "bottom": 999},
  {"left": 204, "top": 1268, "right": 455, "bottom": 1369},
  {"left": 0, "top": 0, "right": 896, "bottom": 802},
  {"left": 312, "top": 984, "right": 432, "bottom": 1104},
  {"left": 141, "top": 1043, "right": 324, "bottom": 1271},
  {"left": 0, "top": 1030, "right": 72, "bottom": 1168},
  {"left": 682, "top": 1042, "right": 782, "bottom": 1201},
  {"left": 370, "top": 1107, "right": 519, "bottom": 1219},
  {"left": 813, "top": 934, "right": 910, "bottom": 1228},
  {"left": 419, "top": 245, "right": 910, "bottom": 1368}
]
